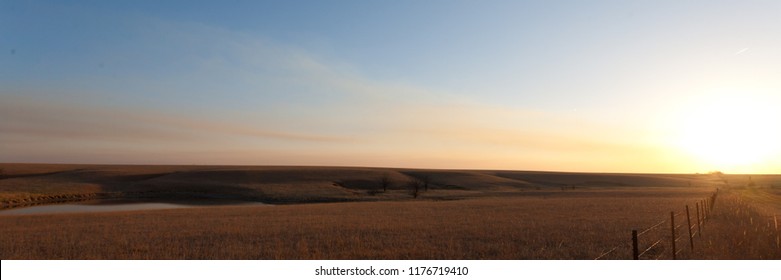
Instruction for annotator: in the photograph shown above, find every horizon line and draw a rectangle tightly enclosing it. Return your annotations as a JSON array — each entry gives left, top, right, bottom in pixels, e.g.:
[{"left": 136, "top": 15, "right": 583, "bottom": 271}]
[{"left": 0, "top": 161, "right": 748, "bottom": 175}]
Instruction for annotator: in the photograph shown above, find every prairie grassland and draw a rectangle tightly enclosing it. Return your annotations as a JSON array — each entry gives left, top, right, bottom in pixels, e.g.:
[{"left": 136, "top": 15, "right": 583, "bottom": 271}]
[
  {"left": 3, "top": 163, "right": 775, "bottom": 259},
  {"left": 692, "top": 188, "right": 781, "bottom": 259},
  {"left": 615, "top": 185, "right": 781, "bottom": 260},
  {"left": 0, "top": 188, "right": 714, "bottom": 259},
  {"left": 0, "top": 163, "right": 718, "bottom": 208}
]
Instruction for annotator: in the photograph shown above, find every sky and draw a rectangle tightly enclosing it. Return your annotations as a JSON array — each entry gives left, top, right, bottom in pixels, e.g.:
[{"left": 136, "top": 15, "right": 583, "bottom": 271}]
[{"left": 2, "top": 0, "right": 781, "bottom": 173}]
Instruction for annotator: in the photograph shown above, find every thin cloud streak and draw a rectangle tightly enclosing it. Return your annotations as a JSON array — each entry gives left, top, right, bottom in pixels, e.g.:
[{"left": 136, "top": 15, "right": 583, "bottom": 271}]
[
  {"left": 0, "top": 19, "right": 678, "bottom": 172},
  {"left": 0, "top": 95, "right": 348, "bottom": 144}
]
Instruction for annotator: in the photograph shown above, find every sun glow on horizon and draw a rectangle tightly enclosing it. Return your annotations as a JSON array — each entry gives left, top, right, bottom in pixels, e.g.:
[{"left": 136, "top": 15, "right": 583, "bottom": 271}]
[{"left": 674, "top": 91, "right": 781, "bottom": 172}]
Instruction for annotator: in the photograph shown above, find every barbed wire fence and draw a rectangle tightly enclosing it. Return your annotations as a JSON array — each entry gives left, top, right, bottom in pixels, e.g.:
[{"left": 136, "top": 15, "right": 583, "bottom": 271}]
[{"left": 595, "top": 189, "right": 719, "bottom": 260}]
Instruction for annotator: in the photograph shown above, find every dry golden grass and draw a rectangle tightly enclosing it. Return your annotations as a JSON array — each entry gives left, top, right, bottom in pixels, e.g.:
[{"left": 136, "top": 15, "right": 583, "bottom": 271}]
[
  {"left": 603, "top": 186, "right": 781, "bottom": 260},
  {"left": 0, "top": 163, "right": 724, "bottom": 208},
  {"left": 1, "top": 163, "right": 777, "bottom": 260},
  {"left": 691, "top": 188, "right": 781, "bottom": 259},
  {"left": 0, "top": 188, "right": 714, "bottom": 259}
]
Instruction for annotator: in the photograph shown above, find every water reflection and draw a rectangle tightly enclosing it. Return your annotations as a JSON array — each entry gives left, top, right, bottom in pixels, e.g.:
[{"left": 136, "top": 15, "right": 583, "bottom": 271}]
[{"left": 0, "top": 200, "right": 267, "bottom": 215}]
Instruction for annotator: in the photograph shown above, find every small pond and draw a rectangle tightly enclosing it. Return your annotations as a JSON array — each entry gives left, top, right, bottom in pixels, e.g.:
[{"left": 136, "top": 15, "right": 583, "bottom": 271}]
[{"left": 0, "top": 200, "right": 268, "bottom": 215}]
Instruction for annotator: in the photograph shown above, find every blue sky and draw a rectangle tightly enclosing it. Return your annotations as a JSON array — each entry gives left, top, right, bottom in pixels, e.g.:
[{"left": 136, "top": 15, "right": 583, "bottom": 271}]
[{"left": 2, "top": 1, "right": 781, "bottom": 173}]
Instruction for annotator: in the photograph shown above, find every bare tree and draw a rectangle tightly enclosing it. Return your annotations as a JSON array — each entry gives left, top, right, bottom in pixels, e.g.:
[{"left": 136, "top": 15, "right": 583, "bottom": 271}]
[
  {"left": 421, "top": 175, "right": 430, "bottom": 192},
  {"left": 407, "top": 178, "right": 423, "bottom": 198},
  {"left": 379, "top": 174, "right": 391, "bottom": 192}
]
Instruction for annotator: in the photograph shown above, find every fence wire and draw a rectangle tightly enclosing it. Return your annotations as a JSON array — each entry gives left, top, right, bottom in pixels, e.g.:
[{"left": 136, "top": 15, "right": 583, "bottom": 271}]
[{"left": 593, "top": 189, "right": 720, "bottom": 260}]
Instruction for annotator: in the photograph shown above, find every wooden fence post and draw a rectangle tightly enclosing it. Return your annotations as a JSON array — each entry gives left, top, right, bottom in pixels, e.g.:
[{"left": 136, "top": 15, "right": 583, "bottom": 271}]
[
  {"left": 712, "top": 192, "right": 716, "bottom": 208},
  {"left": 776, "top": 214, "right": 780, "bottom": 249},
  {"left": 699, "top": 200, "right": 703, "bottom": 221},
  {"left": 696, "top": 202, "right": 702, "bottom": 237},
  {"left": 686, "top": 205, "right": 694, "bottom": 250},
  {"left": 703, "top": 199, "right": 708, "bottom": 220},
  {"left": 632, "top": 229, "right": 639, "bottom": 260},
  {"left": 671, "top": 211, "right": 676, "bottom": 260},
  {"left": 705, "top": 199, "right": 708, "bottom": 218}
]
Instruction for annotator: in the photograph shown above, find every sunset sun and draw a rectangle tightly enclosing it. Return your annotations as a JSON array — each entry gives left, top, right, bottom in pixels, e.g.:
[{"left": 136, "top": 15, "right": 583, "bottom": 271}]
[{"left": 676, "top": 92, "right": 781, "bottom": 170}]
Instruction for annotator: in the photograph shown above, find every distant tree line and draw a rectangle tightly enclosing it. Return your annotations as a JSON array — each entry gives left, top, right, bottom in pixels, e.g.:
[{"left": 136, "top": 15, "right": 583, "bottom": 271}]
[{"left": 377, "top": 173, "right": 432, "bottom": 199}]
